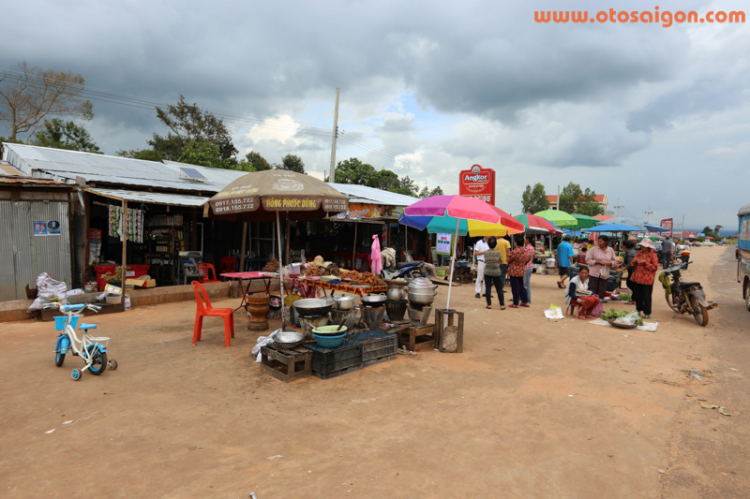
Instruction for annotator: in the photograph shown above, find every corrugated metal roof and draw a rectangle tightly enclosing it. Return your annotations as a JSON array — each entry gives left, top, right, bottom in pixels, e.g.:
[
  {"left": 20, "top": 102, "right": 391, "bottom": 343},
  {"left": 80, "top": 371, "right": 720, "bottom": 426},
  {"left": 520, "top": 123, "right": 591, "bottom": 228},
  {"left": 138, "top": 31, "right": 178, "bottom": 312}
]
[
  {"left": 328, "top": 182, "right": 419, "bottom": 206},
  {"left": 0, "top": 161, "right": 24, "bottom": 176},
  {"left": 0, "top": 176, "right": 71, "bottom": 187},
  {"left": 85, "top": 188, "right": 209, "bottom": 207},
  {"left": 3, "top": 143, "right": 246, "bottom": 193},
  {"left": 1, "top": 144, "right": 420, "bottom": 207}
]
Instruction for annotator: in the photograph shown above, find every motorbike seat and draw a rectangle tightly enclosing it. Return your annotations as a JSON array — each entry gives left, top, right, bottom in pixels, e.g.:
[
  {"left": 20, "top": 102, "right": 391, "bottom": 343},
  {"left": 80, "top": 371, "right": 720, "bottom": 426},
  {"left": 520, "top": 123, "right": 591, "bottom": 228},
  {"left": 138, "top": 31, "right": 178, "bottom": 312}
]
[
  {"left": 395, "top": 261, "right": 417, "bottom": 269},
  {"left": 679, "top": 282, "right": 699, "bottom": 288}
]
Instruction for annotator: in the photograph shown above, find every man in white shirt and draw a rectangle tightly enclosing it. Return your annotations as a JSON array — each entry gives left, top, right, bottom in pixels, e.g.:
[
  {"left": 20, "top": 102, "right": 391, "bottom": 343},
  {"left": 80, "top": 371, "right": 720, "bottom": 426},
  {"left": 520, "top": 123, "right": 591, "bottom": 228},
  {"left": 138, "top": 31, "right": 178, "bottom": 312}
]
[{"left": 474, "top": 236, "right": 489, "bottom": 298}]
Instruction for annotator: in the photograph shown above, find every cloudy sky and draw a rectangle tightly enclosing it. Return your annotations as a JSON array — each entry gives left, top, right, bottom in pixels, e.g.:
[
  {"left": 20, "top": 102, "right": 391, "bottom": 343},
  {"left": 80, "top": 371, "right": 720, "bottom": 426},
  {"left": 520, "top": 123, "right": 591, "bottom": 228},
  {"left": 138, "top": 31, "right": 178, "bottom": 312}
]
[{"left": 3, "top": 0, "right": 749, "bottom": 230}]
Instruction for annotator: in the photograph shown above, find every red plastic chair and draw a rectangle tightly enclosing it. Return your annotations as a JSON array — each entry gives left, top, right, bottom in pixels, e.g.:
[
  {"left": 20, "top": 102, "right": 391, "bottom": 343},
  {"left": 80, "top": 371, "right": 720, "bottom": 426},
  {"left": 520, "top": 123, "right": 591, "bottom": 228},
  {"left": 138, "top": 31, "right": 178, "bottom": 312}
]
[
  {"left": 197, "top": 263, "right": 221, "bottom": 283},
  {"left": 192, "top": 281, "right": 235, "bottom": 347},
  {"left": 220, "top": 256, "right": 238, "bottom": 280}
]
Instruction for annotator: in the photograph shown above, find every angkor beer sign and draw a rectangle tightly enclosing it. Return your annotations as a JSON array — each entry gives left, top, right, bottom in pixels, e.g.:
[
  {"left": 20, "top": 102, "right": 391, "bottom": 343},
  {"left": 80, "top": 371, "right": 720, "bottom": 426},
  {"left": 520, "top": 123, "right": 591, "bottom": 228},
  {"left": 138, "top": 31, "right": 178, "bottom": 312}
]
[{"left": 459, "top": 164, "right": 495, "bottom": 205}]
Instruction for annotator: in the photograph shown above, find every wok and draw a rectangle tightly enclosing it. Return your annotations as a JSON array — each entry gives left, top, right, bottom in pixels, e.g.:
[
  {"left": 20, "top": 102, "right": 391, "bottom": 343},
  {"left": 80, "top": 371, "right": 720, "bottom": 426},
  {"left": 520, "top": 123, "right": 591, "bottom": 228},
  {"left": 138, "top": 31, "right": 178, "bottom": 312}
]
[
  {"left": 293, "top": 298, "right": 334, "bottom": 317},
  {"left": 361, "top": 293, "right": 387, "bottom": 306}
]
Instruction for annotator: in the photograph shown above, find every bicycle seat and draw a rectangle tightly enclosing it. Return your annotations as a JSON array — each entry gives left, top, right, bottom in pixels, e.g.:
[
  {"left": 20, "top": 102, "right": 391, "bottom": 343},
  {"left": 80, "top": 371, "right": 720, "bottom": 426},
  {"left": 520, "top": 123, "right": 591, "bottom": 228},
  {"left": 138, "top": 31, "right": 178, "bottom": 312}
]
[
  {"left": 79, "top": 323, "right": 97, "bottom": 330},
  {"left": 679, "top": 282, "right": 699, "bottom": 288}
]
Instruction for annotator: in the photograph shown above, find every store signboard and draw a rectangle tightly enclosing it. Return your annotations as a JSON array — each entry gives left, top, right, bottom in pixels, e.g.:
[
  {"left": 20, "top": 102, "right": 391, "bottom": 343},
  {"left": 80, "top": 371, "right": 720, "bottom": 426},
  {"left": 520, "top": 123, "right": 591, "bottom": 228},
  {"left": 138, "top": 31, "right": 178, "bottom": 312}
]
[
  {"left": 459, "top": 164, "right": 495, "bottom": 205},
  {"left": 660, "top": 218, "right": 673, "bottom": 237},
  {"left": 436, "top": 233, "right": 452, "bottom": 255}
]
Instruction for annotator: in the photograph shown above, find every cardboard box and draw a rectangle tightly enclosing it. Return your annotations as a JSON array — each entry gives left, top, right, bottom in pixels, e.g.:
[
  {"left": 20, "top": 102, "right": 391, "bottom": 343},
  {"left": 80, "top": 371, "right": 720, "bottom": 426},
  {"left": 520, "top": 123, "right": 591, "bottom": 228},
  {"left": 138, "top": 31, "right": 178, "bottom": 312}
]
[{"left": 125, "top": 278, "right": 157, "bottom": 289}]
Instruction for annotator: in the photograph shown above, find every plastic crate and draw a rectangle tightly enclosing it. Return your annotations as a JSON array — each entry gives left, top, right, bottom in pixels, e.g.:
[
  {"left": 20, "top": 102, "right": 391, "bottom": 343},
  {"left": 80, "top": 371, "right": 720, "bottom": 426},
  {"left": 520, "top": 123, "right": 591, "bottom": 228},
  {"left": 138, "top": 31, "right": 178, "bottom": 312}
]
[
  {"left": 54, "top": 315, "right": 79, "bottom": 331},
  {"left": 302, "top": 337, "right": 363, "bottom": 379},
  {"left": 351, "top": 329, "right": 397, "bottom": 364}
]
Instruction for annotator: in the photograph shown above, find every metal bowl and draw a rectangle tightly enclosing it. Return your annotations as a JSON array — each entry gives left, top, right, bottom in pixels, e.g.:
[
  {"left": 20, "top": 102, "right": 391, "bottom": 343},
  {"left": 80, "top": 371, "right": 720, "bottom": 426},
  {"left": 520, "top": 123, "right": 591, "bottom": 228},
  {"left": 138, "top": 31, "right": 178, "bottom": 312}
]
[
  {"left": 274, "top": 330, "right": 304, "bottom": 349},
  {"left": 293, "top": 298, "right": 334, "bottom": 318}
]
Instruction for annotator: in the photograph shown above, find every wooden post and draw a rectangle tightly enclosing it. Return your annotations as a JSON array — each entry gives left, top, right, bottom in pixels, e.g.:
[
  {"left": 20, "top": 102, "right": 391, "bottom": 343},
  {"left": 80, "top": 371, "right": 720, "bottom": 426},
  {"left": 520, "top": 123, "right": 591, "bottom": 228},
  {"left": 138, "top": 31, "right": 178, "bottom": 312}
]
[
  {"left": 120, "top": 200, "right": 128, "bottom": 311},
  {"left": 239, "top": 222, "right": 247, "bottom": 272},
  {"left": 191, "top": 208, "right": 198, "bottom": 251},
  {"left": 352, "top": 222, "right": 358, "bottom": 269},
  {"left": 285, "top": 216, "right": 291, "bottom": 265}
]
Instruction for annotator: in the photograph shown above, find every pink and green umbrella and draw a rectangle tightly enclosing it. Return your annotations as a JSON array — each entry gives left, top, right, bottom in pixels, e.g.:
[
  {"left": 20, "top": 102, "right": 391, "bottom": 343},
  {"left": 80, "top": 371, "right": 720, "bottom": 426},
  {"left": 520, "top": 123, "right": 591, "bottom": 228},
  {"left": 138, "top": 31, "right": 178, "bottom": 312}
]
[{"left": 404, "top": 195, "right": 520, "bottom": 309}]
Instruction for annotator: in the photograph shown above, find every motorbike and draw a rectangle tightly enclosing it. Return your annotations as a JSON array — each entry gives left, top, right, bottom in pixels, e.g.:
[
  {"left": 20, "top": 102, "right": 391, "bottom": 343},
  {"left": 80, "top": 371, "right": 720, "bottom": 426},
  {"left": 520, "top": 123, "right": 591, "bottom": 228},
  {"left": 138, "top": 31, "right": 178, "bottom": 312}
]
[
  {"left": 382, "top": 261, "right": 428, "bottom": 280},
  {"left": 660, "top": 261, "right": 718, "bottom": 327}
]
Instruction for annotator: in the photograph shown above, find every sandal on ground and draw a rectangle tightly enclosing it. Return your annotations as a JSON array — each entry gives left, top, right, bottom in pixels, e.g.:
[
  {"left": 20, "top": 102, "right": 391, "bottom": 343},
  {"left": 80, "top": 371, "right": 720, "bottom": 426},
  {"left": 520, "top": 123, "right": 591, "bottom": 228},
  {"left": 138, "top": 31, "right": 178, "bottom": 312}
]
[
  {"left": 486, "top": 306, "right": 491, "bottom": 309},
  {"left": 520, "top": 303, "right": 530, "bottom": 308},
  {"left": 509, "top": 304, "right": 519, "bottom": 308},
  {"left": 643, "top": 314, "right": 651, "bottom": 319},
  {"left": 500, "top": 306, "right": 506, "bottom": 310},
  {"left": 557, "top": 281, "right": 563, "bottom": 289}
]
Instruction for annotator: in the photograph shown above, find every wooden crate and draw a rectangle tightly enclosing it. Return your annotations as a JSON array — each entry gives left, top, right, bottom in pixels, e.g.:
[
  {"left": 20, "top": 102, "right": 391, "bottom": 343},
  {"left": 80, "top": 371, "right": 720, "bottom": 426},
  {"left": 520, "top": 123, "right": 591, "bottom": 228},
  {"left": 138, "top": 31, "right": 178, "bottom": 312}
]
[
  {"left": 394, "top": 323, "right": 436, "bottom": 352},
  {"left": 260, "top": 344, "right": 312, "bottom": 382},
  {"left": 435, "top": 309, "right": 464, "bottom": 353}
]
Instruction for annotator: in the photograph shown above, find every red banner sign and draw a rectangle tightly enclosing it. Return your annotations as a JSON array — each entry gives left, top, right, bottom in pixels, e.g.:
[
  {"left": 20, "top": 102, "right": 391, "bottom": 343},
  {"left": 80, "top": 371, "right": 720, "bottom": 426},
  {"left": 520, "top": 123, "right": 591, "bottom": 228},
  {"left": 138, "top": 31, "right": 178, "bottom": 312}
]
[
  {"left": 459, "top": 164, "right": 495, "bottom": 205},
  {"left": 660, "top": 218, "right": 673, "bottom": 237}
]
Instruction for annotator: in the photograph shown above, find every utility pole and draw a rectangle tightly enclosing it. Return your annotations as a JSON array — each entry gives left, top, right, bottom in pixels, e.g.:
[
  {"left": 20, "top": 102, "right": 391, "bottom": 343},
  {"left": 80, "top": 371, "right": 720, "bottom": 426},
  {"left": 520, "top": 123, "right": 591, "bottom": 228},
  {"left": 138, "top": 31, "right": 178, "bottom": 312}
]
[
  {"left": 645, "top": 210, "right": 654, "bottom": 223},
  {"left": 328, "top": 88, "right": 340, "bottom": 182},
  {"left": 556, "top": 185, "right": 560, "bottom": 210},
  {"left": 614, "top": 198, "right": 624, "bottom": 218}
]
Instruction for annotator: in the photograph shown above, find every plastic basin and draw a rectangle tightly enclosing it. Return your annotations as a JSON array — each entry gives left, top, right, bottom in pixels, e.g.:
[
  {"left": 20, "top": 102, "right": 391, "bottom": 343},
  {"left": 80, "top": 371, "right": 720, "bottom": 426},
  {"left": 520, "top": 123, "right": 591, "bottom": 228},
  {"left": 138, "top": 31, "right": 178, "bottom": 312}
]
[
  {"left": 313, "top": 325, "right": 348, "bottom": 336},
  {"left": 313, "top": 332, "right": 346, "bottom": 348}
]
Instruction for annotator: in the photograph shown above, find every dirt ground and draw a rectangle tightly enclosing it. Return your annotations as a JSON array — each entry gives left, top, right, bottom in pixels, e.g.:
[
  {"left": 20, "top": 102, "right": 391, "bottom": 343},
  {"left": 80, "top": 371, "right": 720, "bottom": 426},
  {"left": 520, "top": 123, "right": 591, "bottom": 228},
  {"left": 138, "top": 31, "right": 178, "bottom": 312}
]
[{"left": 1, "top": 246, "right": 748, "bottom": 498}]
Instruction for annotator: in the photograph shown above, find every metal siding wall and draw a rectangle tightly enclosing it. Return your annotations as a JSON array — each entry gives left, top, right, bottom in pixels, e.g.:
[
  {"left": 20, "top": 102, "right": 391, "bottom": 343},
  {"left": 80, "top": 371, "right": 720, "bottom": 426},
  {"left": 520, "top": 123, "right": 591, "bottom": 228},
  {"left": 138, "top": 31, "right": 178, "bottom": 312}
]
[
  {"left": 0, "top": 202, "right": 16, "bottom": 301},
  {"left": 29, "top": 202, "right": 71, "bottom": 286},
  {"left": 12, "top": 202, "right": 33, "bottom": 300}
]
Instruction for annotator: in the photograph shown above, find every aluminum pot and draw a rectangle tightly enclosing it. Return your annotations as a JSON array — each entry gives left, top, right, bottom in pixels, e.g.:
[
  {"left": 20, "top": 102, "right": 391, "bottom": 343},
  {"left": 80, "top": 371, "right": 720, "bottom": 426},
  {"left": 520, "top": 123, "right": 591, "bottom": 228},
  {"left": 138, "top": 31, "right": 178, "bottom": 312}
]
[
  {"left": 386, "top": 280, "right": 408, "bottom": 301},
  {"left": 333, "top": 295, "right": 354, "bottom": 310},
  {"left": 361, "top": 293, "right": 387, "bottom": 306},
  {"left": 407, "top": 278, "right": 438, "bottom": 306}
]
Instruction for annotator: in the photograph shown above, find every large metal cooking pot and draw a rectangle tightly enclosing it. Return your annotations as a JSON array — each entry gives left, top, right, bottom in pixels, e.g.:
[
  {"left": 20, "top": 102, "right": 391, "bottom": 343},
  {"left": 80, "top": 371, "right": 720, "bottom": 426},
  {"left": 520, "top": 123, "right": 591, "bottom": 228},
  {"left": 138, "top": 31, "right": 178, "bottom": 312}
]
[
  {"left": 407, "top": 278, "right": 438, "bottom": 306},
  {"left": 361, "top": 293, "right": 387, "bottom": 306},
  {"left": 293, "top": 298, "right": 334, "bottom": 318},
  {"left": 333, "top": 295, "right": 354, "bottom": 310},
  {"left": 386, "top": 279, "right": 408, "bottom": 301}
]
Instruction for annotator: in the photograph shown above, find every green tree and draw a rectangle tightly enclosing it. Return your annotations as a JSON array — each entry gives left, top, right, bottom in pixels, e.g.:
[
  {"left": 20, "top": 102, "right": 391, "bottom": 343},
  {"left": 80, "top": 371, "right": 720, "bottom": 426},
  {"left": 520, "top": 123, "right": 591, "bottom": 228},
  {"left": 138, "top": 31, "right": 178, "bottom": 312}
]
[
  {"left": 281, "top": 153, "right": 305, "bottom": 174},
  {"left": 390, "top": 175, "right": 418, "bottom": 196},
  {"left": 576, "top": 201, "right": 604, "bottom": 216},
  {"left": 714, "top": 225, "right": 723, "bottom": 237},
  {"left": 334, "top": 158, "right": 379, "bottom": 185},
  {"left": 117, "top": 148, "right": 166, "bottom": 162},
  {"left": 0, "top": 62, "right": 93, "bottom": 141},
  {"left": 148, "top": 95, "right": 237, "bottom": 161},
  {"left": 375, "top": 169, "right": 400, "bottom": 190},
  {"left": 246, "top": 151, "right": 271, "bottom": 171},
  {"left": 418, "top": 185, "right": 444, "bottom": 198},
  {"left": 559, "top": 182, "right": 601, "bottom": 214},
  {"left": 31, "top": 118, "right": 100, "bottom": 153},
  {"left": 521, "top": 183, "right": 549, "bottom": 213},
  {"left": 179, "top": 141, "right": 253, "bottom": 171}
]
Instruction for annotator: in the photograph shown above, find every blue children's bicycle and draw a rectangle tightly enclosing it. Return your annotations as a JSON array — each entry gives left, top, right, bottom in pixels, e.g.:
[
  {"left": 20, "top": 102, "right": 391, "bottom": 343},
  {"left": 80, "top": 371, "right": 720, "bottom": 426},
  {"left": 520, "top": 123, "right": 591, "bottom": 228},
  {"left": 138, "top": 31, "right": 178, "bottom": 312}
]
[{"left": 48, "top": 303, "right": 118, "bottom": 381}]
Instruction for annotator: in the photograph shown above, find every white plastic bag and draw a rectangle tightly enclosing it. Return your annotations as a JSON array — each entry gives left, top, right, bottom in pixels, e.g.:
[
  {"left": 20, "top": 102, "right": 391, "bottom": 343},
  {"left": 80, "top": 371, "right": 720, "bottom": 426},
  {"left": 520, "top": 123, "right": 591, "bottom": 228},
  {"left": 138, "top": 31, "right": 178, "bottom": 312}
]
[
  {"left": 252, "top": 329, "right": 280, "bottom": 362},
  {"left": 27, "top": 273, "right": 69, "bottom": 312},
  {"left": 613, "top": 310, "right": 640, "bottom": 326}
]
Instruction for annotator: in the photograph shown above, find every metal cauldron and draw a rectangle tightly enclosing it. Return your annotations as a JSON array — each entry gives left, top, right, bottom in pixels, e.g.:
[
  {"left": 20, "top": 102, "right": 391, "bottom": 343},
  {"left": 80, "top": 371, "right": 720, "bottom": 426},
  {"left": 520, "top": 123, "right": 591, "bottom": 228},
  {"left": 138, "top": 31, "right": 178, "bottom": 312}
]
[
  {"left": 386, "top": 279, "right": 408, "bottom": 301},
  {"left": 333, "top": 295, "right": 355, "bottom": 310},
  {"left": 407, "top": 278, "right": 438, "bottom": 306}
]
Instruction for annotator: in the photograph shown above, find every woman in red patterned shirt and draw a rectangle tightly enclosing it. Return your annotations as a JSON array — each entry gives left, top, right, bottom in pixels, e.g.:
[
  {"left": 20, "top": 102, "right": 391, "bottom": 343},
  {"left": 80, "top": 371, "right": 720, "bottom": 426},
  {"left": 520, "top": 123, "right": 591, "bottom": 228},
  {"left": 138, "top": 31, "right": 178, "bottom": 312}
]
[
  {"left": 629, "top": 238, "right": 660, "bottom": 318},
  {"left": 507, "top": 235, "right": 531, "bottom": 308}
]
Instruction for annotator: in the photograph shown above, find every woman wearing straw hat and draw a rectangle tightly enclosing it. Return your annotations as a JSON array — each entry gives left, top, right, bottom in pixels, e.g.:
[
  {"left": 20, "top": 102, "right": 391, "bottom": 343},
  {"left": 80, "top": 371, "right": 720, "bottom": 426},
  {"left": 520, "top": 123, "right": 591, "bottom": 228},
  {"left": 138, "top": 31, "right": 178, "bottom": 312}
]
[{"left": 629, "top": 238, "right": 660, "bottom": 319}]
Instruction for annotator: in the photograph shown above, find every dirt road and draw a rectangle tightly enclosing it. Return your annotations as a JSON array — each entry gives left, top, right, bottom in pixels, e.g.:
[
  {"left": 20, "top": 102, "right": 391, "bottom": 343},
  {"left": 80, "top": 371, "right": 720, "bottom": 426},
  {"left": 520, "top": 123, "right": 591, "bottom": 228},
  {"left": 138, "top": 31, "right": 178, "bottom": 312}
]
[{"left": 0, "top": 246, "right": 747, "bottom": 498}]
